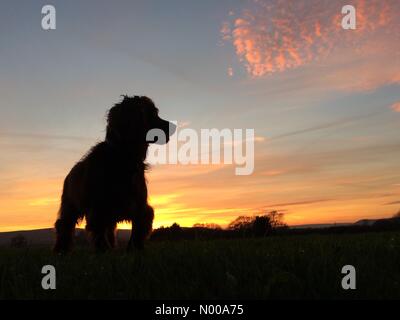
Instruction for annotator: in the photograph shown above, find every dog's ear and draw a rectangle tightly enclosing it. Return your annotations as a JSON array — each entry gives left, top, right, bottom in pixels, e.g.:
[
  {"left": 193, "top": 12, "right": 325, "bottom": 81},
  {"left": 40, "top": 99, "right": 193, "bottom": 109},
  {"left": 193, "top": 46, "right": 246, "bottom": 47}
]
[
  {"left": 106, "top": 97, "right": 147, "bottom": 144},
  {"left": 106, "top": 105, "right": 123, "bottom": 142}
]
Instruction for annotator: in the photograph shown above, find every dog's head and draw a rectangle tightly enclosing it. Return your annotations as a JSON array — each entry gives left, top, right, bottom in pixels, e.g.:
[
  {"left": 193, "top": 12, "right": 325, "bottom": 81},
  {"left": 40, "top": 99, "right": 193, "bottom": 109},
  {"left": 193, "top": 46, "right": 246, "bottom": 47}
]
[{"left": 106, "top": 95, "right": 176, "bottom": 147}]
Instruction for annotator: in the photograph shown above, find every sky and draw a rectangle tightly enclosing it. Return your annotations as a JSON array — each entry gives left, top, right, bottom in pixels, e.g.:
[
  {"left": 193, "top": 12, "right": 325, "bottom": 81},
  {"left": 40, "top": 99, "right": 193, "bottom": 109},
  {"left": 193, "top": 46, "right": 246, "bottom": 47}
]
[{"left": 0, "top": 0, "right": 399, "bottom": 232}]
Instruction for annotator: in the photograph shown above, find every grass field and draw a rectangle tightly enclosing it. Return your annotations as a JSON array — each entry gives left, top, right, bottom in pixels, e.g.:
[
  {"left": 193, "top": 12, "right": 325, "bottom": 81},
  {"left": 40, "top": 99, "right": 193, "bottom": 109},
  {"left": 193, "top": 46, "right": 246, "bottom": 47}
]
[{"left": 1, "top": 231, "right": 400, "bottom": 299}]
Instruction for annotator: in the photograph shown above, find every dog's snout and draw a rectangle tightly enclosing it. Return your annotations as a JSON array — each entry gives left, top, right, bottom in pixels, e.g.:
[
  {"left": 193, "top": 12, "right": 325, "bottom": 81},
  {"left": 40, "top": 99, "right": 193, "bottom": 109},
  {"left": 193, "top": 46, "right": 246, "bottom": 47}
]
[
  {"left": 148, "top": 119, "right": 176, "bottom": 145},
  {"left": 160, "top": 120, "right": 176, "bottom": 144},
  {"left": 167, "top": 121, "right": 177, "bottom": 137}
]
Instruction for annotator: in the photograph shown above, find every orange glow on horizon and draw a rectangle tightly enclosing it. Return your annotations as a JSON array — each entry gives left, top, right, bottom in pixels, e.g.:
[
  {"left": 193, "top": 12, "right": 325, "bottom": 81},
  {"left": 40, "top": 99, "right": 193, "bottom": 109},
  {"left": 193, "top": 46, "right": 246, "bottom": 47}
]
[{"left": 0, "top": 175, "right": 398, "bottom": 232}]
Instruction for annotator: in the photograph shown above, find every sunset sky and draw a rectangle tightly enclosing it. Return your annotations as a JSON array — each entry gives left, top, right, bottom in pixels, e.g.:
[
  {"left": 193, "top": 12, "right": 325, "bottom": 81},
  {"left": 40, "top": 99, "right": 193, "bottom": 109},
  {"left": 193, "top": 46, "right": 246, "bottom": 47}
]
[{"left": 1, "top": 0, "right": 400, "bottom": 232}]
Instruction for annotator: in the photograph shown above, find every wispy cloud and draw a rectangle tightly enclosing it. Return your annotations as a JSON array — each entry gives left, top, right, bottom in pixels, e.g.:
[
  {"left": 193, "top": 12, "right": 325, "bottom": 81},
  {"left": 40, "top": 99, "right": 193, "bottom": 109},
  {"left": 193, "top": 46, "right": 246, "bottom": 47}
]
[
  {"left": 385, "top": 200, "right": 400, "bottom": 205},
  {"left": 0, "top": 131, "right": 95, "bottom": 142},
  {"left": 269, "top": 110, "right": 385, "bottom": 141},
  {"left": 264, "top": 199, "right": 332, "bottom": 208}
]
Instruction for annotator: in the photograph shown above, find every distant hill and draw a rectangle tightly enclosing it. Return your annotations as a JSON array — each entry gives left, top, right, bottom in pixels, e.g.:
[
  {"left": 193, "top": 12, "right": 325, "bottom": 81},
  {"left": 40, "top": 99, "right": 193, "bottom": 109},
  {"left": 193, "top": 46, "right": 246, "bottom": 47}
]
[
  {"left": 354, "top": 219, "right": 379, "bottom": 226},
  {"left": 290, "top": 223, "right": 351, "bottom": 229},
  {"left": 0, "top": 217, "right": 398, "bottom": 246},
  {"left": 0, "top": 228, "right": 131, "bottom": 247},
  {"left": 0, "top": 228, "right": 55, "bottom": 246}
]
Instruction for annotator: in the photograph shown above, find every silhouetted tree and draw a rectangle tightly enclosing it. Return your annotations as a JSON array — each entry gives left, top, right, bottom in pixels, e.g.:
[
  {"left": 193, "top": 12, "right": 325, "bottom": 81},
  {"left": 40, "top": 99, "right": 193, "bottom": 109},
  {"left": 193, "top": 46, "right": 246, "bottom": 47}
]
[
  {"left": 252, "top": 215, "right": 272, "bottom": 236},
  {"left": 170, "top": 223, "right": 182, "bottom": 232},
  {"left": 227, "top": 211, "right": 286, "bottom": 237},
  {"left": 159, "top": 222, "right": 183, "bottom": 240},
  {"left": 393, "top": 210, "right": 400, "bottom": 218},
  {"left": 268, "top": 210, "right": 286, "bottom": 228},
  {"left": 193, "top": 223, "right": 222, "bottom": 229},
  {"left": 228, "top": 216, "right": 254, "bottom": 231},
  {"left": 10, "top": 234, "right": 28, "bottom": 248}
]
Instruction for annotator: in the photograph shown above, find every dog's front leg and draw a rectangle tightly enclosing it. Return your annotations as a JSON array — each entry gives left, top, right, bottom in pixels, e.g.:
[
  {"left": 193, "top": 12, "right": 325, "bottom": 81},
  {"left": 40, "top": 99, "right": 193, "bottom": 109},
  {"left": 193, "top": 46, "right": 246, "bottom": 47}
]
[{"left": 128, "top": 204, "right": 154, "bottom": 251}]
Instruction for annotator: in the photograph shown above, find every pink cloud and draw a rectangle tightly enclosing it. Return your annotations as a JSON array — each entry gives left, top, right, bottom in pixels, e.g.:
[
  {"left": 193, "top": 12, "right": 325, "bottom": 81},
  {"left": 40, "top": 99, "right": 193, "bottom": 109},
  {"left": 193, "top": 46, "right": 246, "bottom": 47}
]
[
  {"left": 221, "top": 0, "right": 400, "bottom": 78},
  {"left": 391, "top": 102, "right": 400, "bottom": 113},
  {"left": 220, "top": 22, "right": 231, "bottom": 41}
]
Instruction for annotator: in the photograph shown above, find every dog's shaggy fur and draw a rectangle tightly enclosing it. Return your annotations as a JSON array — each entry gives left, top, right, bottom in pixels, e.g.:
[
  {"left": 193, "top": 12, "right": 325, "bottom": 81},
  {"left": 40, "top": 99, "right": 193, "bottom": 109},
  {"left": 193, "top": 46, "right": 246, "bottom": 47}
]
[{"left": 54, "top": 95, "right": 175, "bottom": 253}]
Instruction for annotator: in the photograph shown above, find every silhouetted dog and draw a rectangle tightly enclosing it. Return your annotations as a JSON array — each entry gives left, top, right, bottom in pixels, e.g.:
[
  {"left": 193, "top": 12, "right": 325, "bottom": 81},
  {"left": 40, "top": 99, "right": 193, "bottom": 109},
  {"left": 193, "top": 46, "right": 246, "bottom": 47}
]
[{"left": 54, "top": 95, "right": 176, "bottom": 253}]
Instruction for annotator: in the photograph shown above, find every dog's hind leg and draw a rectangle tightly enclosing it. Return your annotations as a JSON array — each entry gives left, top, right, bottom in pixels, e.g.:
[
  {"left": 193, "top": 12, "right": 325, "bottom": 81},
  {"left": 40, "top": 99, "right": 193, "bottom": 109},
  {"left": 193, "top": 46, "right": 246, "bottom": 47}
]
[
  {"left": 54, "top": 198, "right": 80, "bottom": 253},
  {"left": 128, "top": 205, "right": 154, "bottom": 250},
  {"left": 106, "top": 223, "right": 117, "bottom": 249}
]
